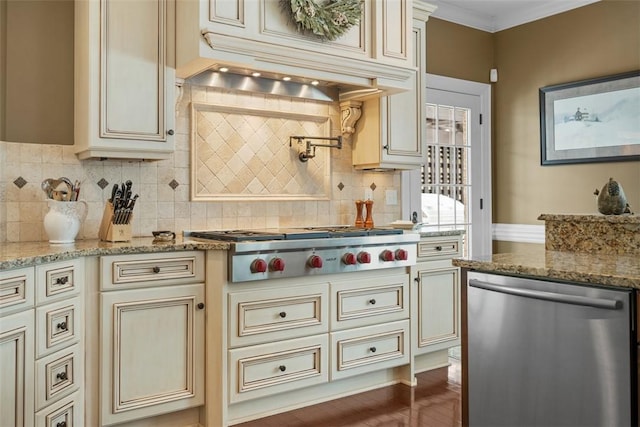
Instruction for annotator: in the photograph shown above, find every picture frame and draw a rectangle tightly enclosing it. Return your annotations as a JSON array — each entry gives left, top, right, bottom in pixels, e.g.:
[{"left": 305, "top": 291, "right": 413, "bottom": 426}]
[{"left": 539, "top": 70, "right": 640, "bottom": 165}]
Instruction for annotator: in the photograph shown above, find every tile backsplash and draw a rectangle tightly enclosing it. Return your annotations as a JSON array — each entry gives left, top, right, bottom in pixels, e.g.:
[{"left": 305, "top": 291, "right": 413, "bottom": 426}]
[{"left": 0, "top": 83, "right": 402, "bottom": 243}]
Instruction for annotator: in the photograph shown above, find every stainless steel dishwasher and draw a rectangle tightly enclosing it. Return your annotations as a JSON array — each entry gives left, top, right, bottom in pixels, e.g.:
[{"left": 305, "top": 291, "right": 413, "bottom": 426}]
[{"left": 467, "top": 271, "right": 637, "bottom": 427}]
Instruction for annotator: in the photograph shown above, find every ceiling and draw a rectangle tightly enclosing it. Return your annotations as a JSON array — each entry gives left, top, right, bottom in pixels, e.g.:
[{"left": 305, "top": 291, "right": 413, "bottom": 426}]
[{"left": 423, "top": 0, "right": 601, "bottom": 32}]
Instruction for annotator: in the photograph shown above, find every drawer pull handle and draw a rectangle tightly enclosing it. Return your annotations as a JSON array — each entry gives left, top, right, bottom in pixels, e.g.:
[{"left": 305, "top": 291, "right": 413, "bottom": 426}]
[
  {"left": 56, "top": 372, "right": 68, "bottom": 381},
  {"left": 197, "top": 302, "right": 205, "bottom": 310},
  {"left": 279, "top": 312, "right": 287, "bottom": 318},
  {"left": 435, "top": 246, "right": 443, "bottom": 251},
  {"left": 57, "top": 422, "right": 67, "bottom": 427},
  {"left": 152, "top": 266, "right": 161, "bottom": 273},
  {"left": 57, "top": 322, "right": 68, "bottom": 331},
  {"left": 55, "top": 276, "right": 69, "bottom": 285},
  {"left": 278, "top": 365, "right": 286, "bottom": 372},
  {"left": 369, "top": 299, "right": 376, "bottom": 305},
  {"left": 369, "top": 347, "right": 377, "bottom": 353}
]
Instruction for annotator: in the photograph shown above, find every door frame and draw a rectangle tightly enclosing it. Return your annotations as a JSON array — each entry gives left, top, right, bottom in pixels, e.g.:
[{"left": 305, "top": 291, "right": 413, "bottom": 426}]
[{"left": 402, "top": 73, "right": 492, "bottom": 257}]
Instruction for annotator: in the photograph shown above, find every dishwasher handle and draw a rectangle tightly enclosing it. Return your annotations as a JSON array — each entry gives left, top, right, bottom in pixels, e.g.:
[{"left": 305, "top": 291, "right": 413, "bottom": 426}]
[{"left": 469, "top": 279, "right": 623, "bottom": 310}]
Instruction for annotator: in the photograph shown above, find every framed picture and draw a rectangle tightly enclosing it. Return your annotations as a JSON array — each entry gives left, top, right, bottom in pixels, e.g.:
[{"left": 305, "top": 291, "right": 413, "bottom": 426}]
[{"left": 539, "top": 70, "right": 640, "bottom": 165}]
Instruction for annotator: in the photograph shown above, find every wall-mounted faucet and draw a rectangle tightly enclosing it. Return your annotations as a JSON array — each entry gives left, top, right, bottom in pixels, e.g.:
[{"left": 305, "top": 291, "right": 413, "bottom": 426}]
[{"left": 290, "top": 136, "right": 342, "bottom": 162}]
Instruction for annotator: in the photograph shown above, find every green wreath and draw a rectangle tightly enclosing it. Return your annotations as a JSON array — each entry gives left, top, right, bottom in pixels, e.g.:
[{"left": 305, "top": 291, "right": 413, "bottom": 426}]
[{"left": 282, "top": 0, "right": 364, "bottom": 41}]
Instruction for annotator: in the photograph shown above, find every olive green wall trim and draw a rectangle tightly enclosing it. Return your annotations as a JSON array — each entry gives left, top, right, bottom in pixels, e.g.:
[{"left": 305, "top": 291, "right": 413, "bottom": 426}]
[{"left": 493, "top": 241, "right": 544, "bottom": 254}]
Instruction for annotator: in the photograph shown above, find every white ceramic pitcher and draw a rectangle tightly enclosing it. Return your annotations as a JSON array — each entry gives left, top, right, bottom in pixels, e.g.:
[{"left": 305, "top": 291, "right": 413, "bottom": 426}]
[{"left": 43, "top": 200, "right": 88, "bottom": 244}]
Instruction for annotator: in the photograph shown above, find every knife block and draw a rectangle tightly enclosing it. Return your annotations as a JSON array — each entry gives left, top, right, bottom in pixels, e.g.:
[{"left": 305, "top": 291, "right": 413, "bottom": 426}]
[{"left": 98, "top": 202, "right": 132, "bottom": 242}]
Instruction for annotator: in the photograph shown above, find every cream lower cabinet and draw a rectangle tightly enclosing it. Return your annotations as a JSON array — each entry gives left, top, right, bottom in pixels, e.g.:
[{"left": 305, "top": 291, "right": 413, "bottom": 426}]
[
  {"left": 411, "top": 235, "right": 462, "bottom": 372},
  {"left": 1, "top": 259, "right": 85, "bottom": 427},
  {"left": 218, "top": 268, "right": 410, "bottom": 425},
  {"left": 99, "top": 252, "right": 205, "bottom": 426},
  {"left": 0, "top": 309, "right": 35, "bottom": 427}
]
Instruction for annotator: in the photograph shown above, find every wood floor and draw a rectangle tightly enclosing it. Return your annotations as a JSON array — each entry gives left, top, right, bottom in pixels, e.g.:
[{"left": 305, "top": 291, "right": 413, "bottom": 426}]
[{"left": 236, "top": 358, "right": 462, "bottom": 427}]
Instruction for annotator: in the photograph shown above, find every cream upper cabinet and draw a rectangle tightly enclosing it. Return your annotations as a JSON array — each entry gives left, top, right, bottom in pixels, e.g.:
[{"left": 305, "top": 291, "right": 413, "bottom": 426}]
[
  {"left": 176, "top": 0, "right": 416, "bottom": 97},
  {"left": 74, "top": 0, "right": 176, "bottom": 160},
  {"left": 351, "top": 3, "right": 434, "bottom": 169}
]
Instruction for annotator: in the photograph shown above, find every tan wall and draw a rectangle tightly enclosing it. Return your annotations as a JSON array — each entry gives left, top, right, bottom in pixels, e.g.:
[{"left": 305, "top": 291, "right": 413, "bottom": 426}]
[
  {"left": 426, "top": 17, "right": 494, "bottom": 83},
  {"left": 493, "top": 0, "right": 640, "bottom": 224},
  {"left": 427, "top": 1, "right": 640, "bottom": 229},
  {"left": 1, "top": 0, "right": 74, "bottom": 145}
]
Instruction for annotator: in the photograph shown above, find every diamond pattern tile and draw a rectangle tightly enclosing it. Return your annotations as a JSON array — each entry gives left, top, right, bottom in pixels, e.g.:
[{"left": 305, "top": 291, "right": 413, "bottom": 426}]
[
  {"left": 97, "top": 178, "right": 109, "bottom": 189},
  {"left": 193, "top": 105, "right": 331, "bottom": 199},
  {"left": 169, "top": 179, "right": 179, "bottom": 190},
  {"left": 13, "top": 177, "right": 27, "bottom": 188}
]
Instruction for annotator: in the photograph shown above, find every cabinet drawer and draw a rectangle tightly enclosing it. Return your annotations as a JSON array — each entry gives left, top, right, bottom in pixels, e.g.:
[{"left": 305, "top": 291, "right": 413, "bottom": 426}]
[
  {"left": 417, "top": 236, "right": 462, "bottom": 260},
  {"left": 331, "top": 273, "right": 409, "bottom": 330},
  {"left": 35, "top": 343, "right": 82, "bottom": 411},
  {"left": 36, "top": 259, "right": 83, "bottom": 304},
  {"left": 0, "top": 266, "right": 34, "bottom": 315},
  {"left": 36, "top": 296, "right": 82, "bottom": 358},
  {"left": 35, "top": 390, "right": 84, "bottom": 427},
  {"left": 331, "top": 320, "right": 409, "bottom": 381},
  {"left": 229, "top": 283, "right": 328, "bottom": 347},
  {"left": 229, "top": 335, "right": 328, "bottom": 403},
  {"left": 101, "top": 251, "right": 205, "bottom": 290}
]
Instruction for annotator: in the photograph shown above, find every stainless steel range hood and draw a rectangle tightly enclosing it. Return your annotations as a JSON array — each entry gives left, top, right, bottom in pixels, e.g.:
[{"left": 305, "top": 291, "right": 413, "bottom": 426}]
[{"left": 187, "top": 70, "right": 341, "bottom": 102}]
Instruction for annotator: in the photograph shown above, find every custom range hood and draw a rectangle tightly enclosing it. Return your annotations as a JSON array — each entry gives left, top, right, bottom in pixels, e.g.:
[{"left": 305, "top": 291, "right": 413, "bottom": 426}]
[{"left": 175, "top": 0, "right": 419, "bottom": 102}]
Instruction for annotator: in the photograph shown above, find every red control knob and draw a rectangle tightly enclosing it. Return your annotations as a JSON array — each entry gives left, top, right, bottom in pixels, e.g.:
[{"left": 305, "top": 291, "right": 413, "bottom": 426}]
[
  {"left": 357, "top": 251, "right": 371, "bottom": 264},
  {"left": 342, "top": 253, "right": 357, "bottom": 265},
  {"left": 395, "top": 249, "right": 408, "bottom": 261},
  {"left": 380, "top": 250, "right": 395, "bottom": 262},
  {"left": 307, "top": 255, "right": 323, "bottom": 269},
  {"left": 270, "top": 257, "right": 285, "bottom": 272},
  {"left": 250, "top": 259, "right": 268, "bottom": 273}
]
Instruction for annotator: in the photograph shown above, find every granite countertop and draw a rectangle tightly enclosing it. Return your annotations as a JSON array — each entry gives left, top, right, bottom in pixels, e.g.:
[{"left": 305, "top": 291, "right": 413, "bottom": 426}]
[
  {"left": 452, "top": 245, "right": 640, "bottom": 290},
  {"left": 0, "top": 237, "right": 230, "bottom": 271}
]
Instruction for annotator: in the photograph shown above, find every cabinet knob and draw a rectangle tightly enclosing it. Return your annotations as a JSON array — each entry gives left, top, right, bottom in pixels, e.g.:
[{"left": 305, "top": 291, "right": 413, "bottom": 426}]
[
  {"left": 57, "top": 422, "right": 67, "bottom": 427},
  {"left": 414, "top": 277, "right": 420, "bottom": 283},
  {"left": 278, "top": 365, "right": 286, "bottom": 372},
  {"left": 167, "top": 129, "right": 175, "bottom": 136},
  {"left": 279, "top": 311, "right": 287, "bottom": 318},
  {"left": 435, "top": 246, "right": 443, "bottom": 251},
  {"left": 368, "top": 299, "right": 376, "bottom": 305},
  {"left": 57, "top": 322, "right": 68, "bottom": 331},
  {"left": 383, "top": 145, "right": 389, "bottom": 151},
  {"left": 152, "top": 266, "right": 161, "bottom": 273},
  {"left": 369, "top": 347, "right": 377, "bottom": 353},
  {"left": 56, "top": 372, "right": 68, "bottom": 381},
  {"left": 197, "top": 302, "right": 205, "bottom": 310},
  {"left": 55, "top": 276, "right": 69, "bottom": 285}
]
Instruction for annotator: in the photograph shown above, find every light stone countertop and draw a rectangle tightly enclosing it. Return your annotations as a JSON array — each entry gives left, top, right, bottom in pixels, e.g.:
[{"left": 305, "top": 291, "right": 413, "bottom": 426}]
[
  {"left": 0, "top": 228, "right": 464, "bottom": 271},
  {"left": 0, "top": 237, "right": 230, "bottom": 271},
  {"left": 452, "top": 245, "right": 640, "bottom": 290}
]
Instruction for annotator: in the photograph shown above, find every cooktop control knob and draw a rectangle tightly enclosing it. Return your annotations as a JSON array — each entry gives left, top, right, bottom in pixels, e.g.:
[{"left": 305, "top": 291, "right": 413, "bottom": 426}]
[
  {"left": 357, "top": 251, "right": 371, "bottom": 264},
  {"left": 380, "top": 250, "right": 395, "bottom": 262},
  {"left": 395, "top": 249, "right": 408, "bottom": 261},
  {"left": 307, "top": 255, "right": 323, "bottom": 269},
  {"left": 250, "top": 259, "right": 268, "bottom": 273},
  {"left": 342, "top": 253, "right": 357, "bottom": 265},
  {"left": 270, "top": 257, "right": 285, "bottom": 272}
]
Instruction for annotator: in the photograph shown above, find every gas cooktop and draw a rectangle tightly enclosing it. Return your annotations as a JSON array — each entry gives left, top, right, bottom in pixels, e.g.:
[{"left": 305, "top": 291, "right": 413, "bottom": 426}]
[{"left": 188, "top": 226, "right": 403, "bottom": 242}]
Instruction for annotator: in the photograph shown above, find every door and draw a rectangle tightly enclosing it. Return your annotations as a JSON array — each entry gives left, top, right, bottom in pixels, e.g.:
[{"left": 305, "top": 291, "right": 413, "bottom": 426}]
[{"left": 402, "top": 74, "right": 492, "bottom": 258}]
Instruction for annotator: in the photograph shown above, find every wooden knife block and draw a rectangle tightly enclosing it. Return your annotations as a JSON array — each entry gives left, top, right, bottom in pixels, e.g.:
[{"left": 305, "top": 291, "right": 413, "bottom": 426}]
[{"left": 98, "top": 202, "right": 132, "bottom": 242}]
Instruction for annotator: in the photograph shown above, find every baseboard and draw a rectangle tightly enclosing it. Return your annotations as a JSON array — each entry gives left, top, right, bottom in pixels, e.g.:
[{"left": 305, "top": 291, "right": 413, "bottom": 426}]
[{"left": 492, "top": 223, "right": 545, "bottom": 244}]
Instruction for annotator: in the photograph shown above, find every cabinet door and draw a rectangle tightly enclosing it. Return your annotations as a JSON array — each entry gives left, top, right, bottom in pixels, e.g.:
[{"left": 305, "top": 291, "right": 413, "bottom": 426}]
[
  {"left": 0, "top": 309, "right": 35, "bottom": 427},
  {"left": 100, "top": 284, "right": 204, "bottom": 426},
  {"left": 414, "top": 265, "right": 460, "bottom": 354},
  {"left": 75, "top": 0, "right": 175, "bottom": 160}
]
